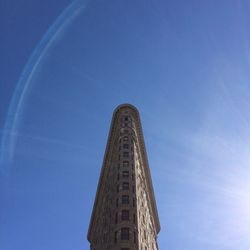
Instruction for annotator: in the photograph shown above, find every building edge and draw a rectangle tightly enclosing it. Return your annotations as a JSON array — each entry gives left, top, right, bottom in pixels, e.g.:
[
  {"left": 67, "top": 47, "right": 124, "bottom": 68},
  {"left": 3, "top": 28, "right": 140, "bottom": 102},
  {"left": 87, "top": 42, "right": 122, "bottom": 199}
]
[{"left": 87, "top": 103, "right": 160, "bottom": 242}]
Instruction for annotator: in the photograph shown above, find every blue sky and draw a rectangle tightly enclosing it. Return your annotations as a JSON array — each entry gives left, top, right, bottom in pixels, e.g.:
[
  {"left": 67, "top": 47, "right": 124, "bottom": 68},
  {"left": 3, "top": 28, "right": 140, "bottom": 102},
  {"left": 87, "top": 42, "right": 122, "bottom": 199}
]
[{"left": 1, "top": 0, "right": 250, "bottom": 249}]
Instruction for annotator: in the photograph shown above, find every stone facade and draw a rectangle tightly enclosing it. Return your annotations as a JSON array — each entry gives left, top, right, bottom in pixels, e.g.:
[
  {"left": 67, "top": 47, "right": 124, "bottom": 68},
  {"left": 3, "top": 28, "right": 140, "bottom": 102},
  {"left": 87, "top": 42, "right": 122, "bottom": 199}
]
[{"left": 88, "top": 104, "right": 160, "bottom": 250}]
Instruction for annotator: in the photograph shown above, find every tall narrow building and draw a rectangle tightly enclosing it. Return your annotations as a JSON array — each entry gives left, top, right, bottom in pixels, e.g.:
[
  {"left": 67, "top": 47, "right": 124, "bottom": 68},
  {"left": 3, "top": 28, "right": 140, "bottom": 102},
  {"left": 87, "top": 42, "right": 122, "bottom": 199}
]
[{"left": 87, "top": 104, "right": 160, "bottom": 250}]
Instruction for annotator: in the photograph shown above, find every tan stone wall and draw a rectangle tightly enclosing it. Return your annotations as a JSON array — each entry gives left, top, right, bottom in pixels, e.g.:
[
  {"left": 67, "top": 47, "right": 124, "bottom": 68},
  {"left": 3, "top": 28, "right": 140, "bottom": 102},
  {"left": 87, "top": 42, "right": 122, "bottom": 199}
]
[{"left": 88, "top": 105, "right": 160, "bottom": 250}]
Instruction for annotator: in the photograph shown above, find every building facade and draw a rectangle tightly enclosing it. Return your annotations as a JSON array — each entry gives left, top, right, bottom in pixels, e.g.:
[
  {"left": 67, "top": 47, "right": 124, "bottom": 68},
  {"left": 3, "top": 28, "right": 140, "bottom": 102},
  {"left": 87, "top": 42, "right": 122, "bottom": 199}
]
[{"left": 87, "top": 104, "right": 160, "bottom": 250}]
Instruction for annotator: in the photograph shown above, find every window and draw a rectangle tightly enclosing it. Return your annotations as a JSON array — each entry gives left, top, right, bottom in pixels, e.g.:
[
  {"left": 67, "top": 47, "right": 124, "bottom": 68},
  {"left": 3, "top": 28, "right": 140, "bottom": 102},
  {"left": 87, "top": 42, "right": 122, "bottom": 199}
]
[
  {"left": 123, "top": 143, "right": 129, "bottom": 149},
  {"left": 121, "top": 210, "right": 129, "bottom": 220},
  {"left": 123, "top": 152, "right": 129, "bottom": 158},
  {"left": 116, "top": 198, "right": 119, "bottom": 208},
  {"left": 123, "top": 136, "right": 128, "bottom": 141},
  {"left": 114, "top": 231, "right": 117, "bottom": 243},
  {"left": 122, "top": 182, "right": 129, "bottom": 190},
  {"left": 115, "top": 213, "right": 118, "bottom": 224},
  {"left": 133, "top": 214, "right": 136, "bottom": 224},
  {"left": 117, "top": 184, "right": 119, "bottom": 193},
  {"left": 124, "top": 116, "right": 128, "bottom": 121},
  {"left": 121, "top": 228, "right": 129, "bottom": 240},
  {"left": 122, "top": 171, "right": 129, "bottom": 178},
  {"left": 103, "top": 232, "right": 107, "bottom": 242},
  {"left": 117, "top": 173, "right": 120, "bottom": 180},
  {"left": 123, "top": 161, "right": 129, "bottom": 167},
  {"left": 122, "top": 195, "right": 129, "bottom": 204}
]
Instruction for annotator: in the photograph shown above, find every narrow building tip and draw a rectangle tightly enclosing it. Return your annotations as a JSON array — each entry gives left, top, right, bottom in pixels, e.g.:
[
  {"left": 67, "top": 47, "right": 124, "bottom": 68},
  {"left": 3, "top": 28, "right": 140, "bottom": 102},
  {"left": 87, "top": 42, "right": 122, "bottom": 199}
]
[{"left": 114, "top": 103, "right": 139, "bottom": 114}]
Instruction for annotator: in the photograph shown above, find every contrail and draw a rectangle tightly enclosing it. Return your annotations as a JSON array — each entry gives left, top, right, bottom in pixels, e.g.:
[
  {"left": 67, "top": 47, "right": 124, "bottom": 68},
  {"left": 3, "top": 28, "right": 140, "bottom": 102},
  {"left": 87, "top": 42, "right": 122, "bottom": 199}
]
[{"left": 0, "top": 0, "right": 88, "bottom": 174}]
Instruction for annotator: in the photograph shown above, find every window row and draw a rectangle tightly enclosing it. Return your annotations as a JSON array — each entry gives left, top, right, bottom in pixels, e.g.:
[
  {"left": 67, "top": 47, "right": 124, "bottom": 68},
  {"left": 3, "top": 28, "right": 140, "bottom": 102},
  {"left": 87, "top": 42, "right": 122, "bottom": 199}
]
[
  {"left": 114, "top": 228, "right": 136, "bottom": 243},
  {"left": 117, "top": 172, "right": 135, "bottom": 182},
  {"left": 115, "top": 210, "right": 136, "bottom": 223},
  {"left": 123, "top": 161, "right": 129, "bottom": 167},
  {"left": 119, "top": 136, "right": 134, "bottom": 143},
  {"left": 117, "top": 170, "right": 129, "bottom": 179},
  {"left": 118, "top": 152, "right": 132, "bottom": 161},
  {"left": 116, "top": 195, "right": 135, "bottom": 207},
  {"left": 123, "top": 152, "right": 129, "bottom": 158},
  {"left": 115, "top": 210, "right": 129, "bottom": 222},
  {"left": 117, "top": 183, "right": 135, "bottom": 192},
  {"left": 119, "top": 143, "right": 129, "bottom": 149}
]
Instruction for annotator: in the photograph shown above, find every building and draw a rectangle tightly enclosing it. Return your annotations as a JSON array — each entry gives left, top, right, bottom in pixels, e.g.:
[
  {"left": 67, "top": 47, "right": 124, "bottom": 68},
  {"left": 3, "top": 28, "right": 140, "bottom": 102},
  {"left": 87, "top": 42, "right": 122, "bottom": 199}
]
[{"left": 87, "top": 104, "right": 160, "bottom": 250}]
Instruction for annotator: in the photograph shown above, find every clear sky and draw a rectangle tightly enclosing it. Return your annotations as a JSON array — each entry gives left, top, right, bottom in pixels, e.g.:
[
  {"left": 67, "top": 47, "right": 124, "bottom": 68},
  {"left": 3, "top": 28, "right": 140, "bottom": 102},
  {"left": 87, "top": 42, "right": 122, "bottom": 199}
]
[{"left": 1, "top": 0, "right": 250, "bottom": 249}]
